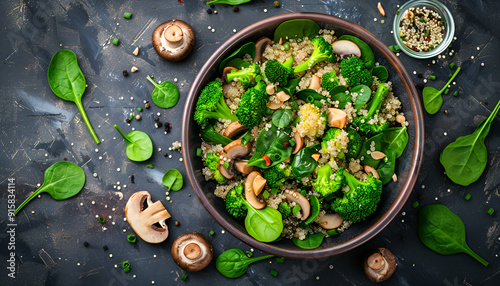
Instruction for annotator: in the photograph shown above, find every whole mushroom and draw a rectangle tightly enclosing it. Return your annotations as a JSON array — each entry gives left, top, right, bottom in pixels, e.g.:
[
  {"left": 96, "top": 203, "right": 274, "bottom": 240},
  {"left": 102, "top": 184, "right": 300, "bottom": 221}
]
[
  {"left": 152, "top": 19, "right": 195, "bottom": 61},
  {"left": 171, "top": 233, "right": 213, "bottom": 272},
  {"left": 363, "top": 248, "right": 397, "bottom": 282}
]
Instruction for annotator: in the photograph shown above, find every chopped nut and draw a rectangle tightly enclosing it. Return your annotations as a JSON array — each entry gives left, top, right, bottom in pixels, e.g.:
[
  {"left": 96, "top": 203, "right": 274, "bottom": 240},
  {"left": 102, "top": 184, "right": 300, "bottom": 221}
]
[
  {"left": 279, "top": 37, "right": 284, "bottom": 45},
  {"left": 392, "top": 173, "right": 398, "bottom": 182},
  {"left": 396, "top": 115, "right": 406, "bottom": 123},
  {"left": 312, "top": 153, "right": 321, "bottom": 161},
  {"left": 364, "top": 165, "right": 380, "bottom": 179},
  {"left": 371, "top": 151, "right": 386, "bottom": 160},
  {"left": 266, "top": 83, "right": 275, "bottom": 95},
  {"left": 377, "top": 2, "right": 385, "bottom": 17},
  {"left": 268, "top": 100, "right": 283, "bottom": 110},
  {"left": 308, "top": 75, "right": 321, "bottom": 91},
  {"left": 327, "top": 108, "right": 348, "bottom": 129},
  {"left": 276, "top": 91, "right": 290, "bottom": 102},
  {"left": 133, "top": 47, "right": 139, "bottom": 56},
  {"left": 252, "top": 174, "right": 266, "bottom": 196},
  {"left": 131, "top": 66, "right": 139, "bottom": 73}
]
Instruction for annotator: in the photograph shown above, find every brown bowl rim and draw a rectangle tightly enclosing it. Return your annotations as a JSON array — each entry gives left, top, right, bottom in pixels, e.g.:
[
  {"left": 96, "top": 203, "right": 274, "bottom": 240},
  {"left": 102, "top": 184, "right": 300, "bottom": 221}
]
[{"left": 182, "top": 12, "right": 424, "bottom": 258}]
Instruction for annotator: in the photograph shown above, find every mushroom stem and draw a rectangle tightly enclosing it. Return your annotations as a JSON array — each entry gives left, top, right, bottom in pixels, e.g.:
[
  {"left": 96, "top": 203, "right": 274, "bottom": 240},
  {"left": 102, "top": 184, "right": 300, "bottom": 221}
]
[
  {"left": 165, "top": 24, "right": 183, "bottom": 43},
  {"left": 184, "top": 242, "right": 202, "bottom": 260}
]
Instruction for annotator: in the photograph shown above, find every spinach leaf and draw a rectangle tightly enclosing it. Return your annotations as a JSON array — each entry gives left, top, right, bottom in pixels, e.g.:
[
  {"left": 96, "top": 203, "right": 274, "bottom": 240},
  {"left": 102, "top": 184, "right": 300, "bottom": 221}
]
[
  {"left": 245, "top": 206, "right": 283, "bottom": 242},
  {"left": 215, "top": 248, "right": 274, "bottom": 278},
  {"left": 418, "top": 204, "right": 488, "bottom": 266},
  {"left": 440, "top": 100, "right": 500, "bottom": 186},
  {"left": 47, "top": 50, "right": 100, "bottom": 144},
  {"left": 14, "top": 161, "right": 85, "bottom": 215},
  {"left": 247, "top": 125, "right": 292, "bottom": 169},
  {"left": 338, "top": 35, "right": 375, "bottom": 69},
  {"left": 277, "top": 78, "right": 300, "bottom": 96},
  {"left": 162, "top": 169, "right": 183, "bottom": 191},
  {"left": 291, "top": 144, "right": 320, "bottom": 180},
  {"left": 292, "top": 233, "right": 325, "bottom": 249},
  {"left": 219, "top": 42, "right": 256, "bottom": 73},
  {"left": 274, "top": 19, "right": 321, "bottom": 43},
  {"left": 304, "top": 195, "right": 320, "bottom": 224},
  {"left": 114, "top": 124, "right": 153, "bottom": 162},
  {"left": 207, "top": 0, "right": 252, "bottom": 5},
  {"left": 296, "top": 89, "right": 327, "bottom": 101},
  {"left": 272, "top": 109, "right": 293, "bottom": 128},
  {"left": 352, "top": 84, "right": 371, "bottom": 110},
  {"left": 225, "top": 58, "right": 250, "bottom": 70},
  {"left": 331, "top": 91, "right": 352, "bottom": 109},
  {"left": 359, "top": 134, "right": 383, "bottom": 168},
  {"left": 329, "top": 85, "right": 347, "bottom": 95},
  {"left": 146, "top": 76, "right": 179, "bottom": 109},
  {"left": 376, "top": 149, "right": 396, "bottom": 185},
  {"left": 380, "top": 127, "right": 409, "bottom": 158},
  {"left": 423, "top": 67, "right": 461, "bottom": 114},
  {"left": 372, "top": 65, "right": 389, "bottom": 82}
]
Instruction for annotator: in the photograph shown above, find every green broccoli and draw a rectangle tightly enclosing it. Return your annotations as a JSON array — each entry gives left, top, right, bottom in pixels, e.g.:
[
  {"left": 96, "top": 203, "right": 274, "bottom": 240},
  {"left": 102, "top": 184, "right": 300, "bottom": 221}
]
[
  {"left": 340, "top": 56, "right": 373, "bottom": 87},
  {"left": 200, "top": 122, "right": 232, "bottom": 146},
  {"left": 235, "top": 81, "right": 270, "bottom": 129},
  {"left": 312, "top": 165, "right": 345, "bottom": 197},
  {"left": 278, "top": 202, "right": 291, "bottom": 217},
  {"left": 225, "top": 183, "right": 247, "bottom": 219},
  {"left": 294, "top": 36, "right": 335, "bottom": 73},
  {"left": 321, "top": 128, "right": 345, "bottom": 157},
  {"left": 331, "top": 170, "right": 383, "bottom": 222},
  {"left": 225, "top": 63, "right": 261, "bottom": 88},
  {"left": 345, "top": 127, "right": 363, "bottom": 159},
  {"left": 205, "top": 153, "right": 227, "bottom": 184},
  {"left": 264, "top": 57, "right": 294, "bottom": 86},
  {"left": 261, "top": 164, "right": 292, "bottom": 188},
  {"left": 321, "top": 71, "right": 339, "bottom": 93},
  {"left": 194, "top": 81, "right": 238, "bottom": 127},
  {"left": 352, "top": 83, "right": 391, "bottom": 137}
]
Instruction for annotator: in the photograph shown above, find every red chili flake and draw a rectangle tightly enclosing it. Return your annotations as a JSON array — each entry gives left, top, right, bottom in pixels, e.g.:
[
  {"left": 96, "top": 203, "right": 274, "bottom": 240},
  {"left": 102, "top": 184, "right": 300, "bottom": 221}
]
[
  {"left": 178, "top": 0, "right": 184, "bottom": 3},
  {"left": 262, "top": 155, "right": 271, "bottom": 166},
  {"left": 283, "top": 141, "right": 290, "bottom": 147},
  {"left": 424, "top": 36, "right": 431, "bottom": 42}
]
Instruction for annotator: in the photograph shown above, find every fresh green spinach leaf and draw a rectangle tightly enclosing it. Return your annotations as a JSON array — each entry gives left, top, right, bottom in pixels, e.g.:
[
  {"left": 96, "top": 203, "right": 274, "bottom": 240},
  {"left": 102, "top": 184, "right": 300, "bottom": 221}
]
[
  {"left": 331, "top": 91, "right": 352, "bottom": 109},
  {"left": 291, "top": 144, "right": 320, "bottom": 180},
  {"left": 329, "top": 85, "right": 347, "bottom": 96},
  {"left": 292, "top": 233, "right": 325, "bottom": 249},
  {"left": 14, "top": 161, "right": 85, "bottom": 215},
  {"left": 215, "top": 248, "right": 274, "bottom": 278},
  {"left": 359, "top": 133, "right": 383, "bottom": 168},
  {"left": 372, "top": 66, "right": 389, "bottom": 82},
  {"left": 352, "top": 84, "right": 371, "bottom": 110},
  {"left": 380, "top": 127, "right": 409, "bottom": 158},
  {"left": 47, "top": 50, "right": 100, "bottom": 144},
  {"left": 338, "top": 35, "right": 375, "bottom": 69},
  {"left": 247, "top": 125, "right": 292, "bottom": 169},
  {"left": 423, "top": 67, "right": 461, "bottom": 114},
  {"left": 225, "top": 58, "right": 250, "bottom": 70},
  {"left": 146, "top": 76, "right": 179, "bottom": 109},
  {"left": 274, "top": 19, "right": 320, "bottom": 43},
  {"left": 272, "top": 109, "right": 293, "bottom": 128},
  {"left": 162, "top": 169, "right": 183, "bottom": 191},
  {"left": 114, "top": 124, "right": 153, "bottom": 161},
  {"left": 245, "top": 206, "right": 283, "bottom": 242},
  {"left": 376, "top": 149, "right": 396, "bottom": 185},
  {"left": 219, "top": 42, "right": 256, "bottom": 73},
  {"left": 304, "top": 195, "right": 320, "bottom": 224}
]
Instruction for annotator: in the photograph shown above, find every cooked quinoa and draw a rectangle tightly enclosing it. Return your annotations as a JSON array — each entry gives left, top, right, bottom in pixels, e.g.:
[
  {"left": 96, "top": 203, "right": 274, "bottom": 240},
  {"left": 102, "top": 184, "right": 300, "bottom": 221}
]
[{"left": 399, "top": 7, "right": 446, "bottom": 52}]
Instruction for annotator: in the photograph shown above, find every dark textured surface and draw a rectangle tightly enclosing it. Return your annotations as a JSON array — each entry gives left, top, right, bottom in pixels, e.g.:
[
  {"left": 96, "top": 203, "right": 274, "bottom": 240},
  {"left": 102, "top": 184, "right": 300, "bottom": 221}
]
[{"left": 0, "top": 0, "right": 499, "bottom": 285}]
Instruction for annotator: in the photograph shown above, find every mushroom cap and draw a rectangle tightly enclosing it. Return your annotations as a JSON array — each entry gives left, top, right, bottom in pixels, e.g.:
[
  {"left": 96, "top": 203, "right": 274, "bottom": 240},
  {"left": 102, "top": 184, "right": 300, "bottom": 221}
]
[
  {"left": 331, "top": 40, "right": 361, "bottom": 60},
  {"left": 223, "top": 121, "right": 248, "bottom": 139},
  {"left": 245, "top": 171, "right": 267, "bottom": 209},
  {"left": 125, "top": 191, "right": 171, "bottom": 243},
  {"left": 363, "top": 248, "right": 397, "bottom": 282},
  {"left": 285, "top": 189, "right": 310, "bottom": 220},
  {"left": 171, "top": 232, "right": 213, "bottom": 272},
  {"left": 254, "top": 37, "right": 272, "bottom": 63},
  {"left": 218, "top": 139, "right": 252, "bottom": 179},
  {"left": 152, "top": 19, "right": 195, "bottom": 62}
]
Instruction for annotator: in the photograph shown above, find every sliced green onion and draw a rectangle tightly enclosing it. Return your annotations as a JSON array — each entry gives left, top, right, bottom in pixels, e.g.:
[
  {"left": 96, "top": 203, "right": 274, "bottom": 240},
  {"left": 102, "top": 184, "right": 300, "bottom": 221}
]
[
  {"left": 444, "top": 88, "right": 449, "bottom": 95},
  {"left": 283, "top": 42, "right": 290, "bottom": 51},
  {"left": 181, "top": 274, "right": 188, "bottom": 281},
  {"left": 209, "top": 230, "right": 215, "bottom": 236},
  {"left": 289, "top": 139, "right": 296, "bottom": 147},
  {"left": 425, "top": 30, "right": 430, "bottom": 37},
  {"left": 127, "top": 234, "right": 137, "bottom": 243},
  {"left": 123, "top": 12, "right": 132, "bottom": 19},
  {"left": 122, "top": 261, "right": 130, "bottom": 268},
  {"left": 389, "top": 45, "right": 401, "bottom": 53},
  {"left": 396, "top": 9, "right": 401, "bottom": 15},
  {"left": 262, "top": 190, "right": 270, "bottom": 199},
  {"left": 113, "top": 38, "right": 120, "bottom": 46},
  {"left": 488, "top": 208, "right": 494, "bottom": 216},
  {"left": 276, "top": 257, "right": 285, "bottom": 263},
  {"left": 448, "top": 73, "right": 453, "bottom": 78},
  {"left": 300, "top": 190, "right": 307, "bottom": 196},
  {"left": 270, "top": 269, "right": 278, "bottom": 277},
  {"left": 196, "top": 148, "right": 202, "bottom": 157},
  {"left": 464, "top": 193, "right": 471, "bottom": 201},
  {"left": 429, "top": 75, "right": 436, "bottom": 80},
  {"left": 420, "top": 18, "right": 425, "bottom": 22},
  {"left": 98, "top": 217, "right": 105, "bottom": 223},
  {"left": 412, "top": 201, "right": 420, "bottom": 208},
  {"left": 223, "top": 162, "right": 229, "bottom": 169},
  {"left": 327, "top": 229, "right": 339, "bottom": 236},
  {"left": 292, "top": 205, "right": 301, "bottom": 216},
  {"left": 453, "top": 91, "right": 459, "bottom": 97},
  {"left": 137, "top": 107, "right": 142, "bottom": 112},
  {"left": 449, "top": 62, "right": 456, "bottom": 69},
  {"left": 147, "top": 164, "right": 154, "bottom": 169},
  {"left": 337, "top": 152, "right": 345, "bottom": 159}
]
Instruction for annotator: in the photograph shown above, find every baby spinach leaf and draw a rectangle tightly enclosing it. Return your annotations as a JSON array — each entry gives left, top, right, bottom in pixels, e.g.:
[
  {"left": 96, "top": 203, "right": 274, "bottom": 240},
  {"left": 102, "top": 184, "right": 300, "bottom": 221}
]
[
  {"left": 380, "top": 127, "right": 409, "bottom": 158},
  {"left": 245, "top": 206, "right": 283, "bottom": 243},
  {"left": 423, "top": 67, "right": 461, "bottom": 114},
  {"left": 304, "top": 195, "right": 320, "bottom": 224},
  {"left": 274, "top": 19, "right": 320, "bottom": 43},
  {"left": 372, "top": 66, "right": 389, "bottom": 82},
  {"left": 440, "top": 100, "right": 500, "bottom": 186},
  {"left": 146, "top": 76, "right": 179, "bottom": 109},
  {"left": 338, "top": 35, "right": 375, "bottom": 69},
  {"left": 277, "top": 78, "right": 300, "bottom": 96},
  {"left": 247, "top": 125, "right": 292, "bottom": 169},
  {"left": 359, "top": 133, "right": 383, "bottom": 168},
  {"left": 225, "top": 58, "right": 250, "bottom": 70},
  {"left": 114, "top": 124, "right": 153, "bottom": 162},
  {"left": 215, "top": 248, "right": 274, "bottom": 278},
  {"left": 291, "top": 144, "right": 320, "bottom": 180},
  {"left": 329, "top": 85, "right": 347, "bottom": 95},
  {"left": 376, "top": 149, "right": 396, "bottom": 185},
  {"left": 162, "top": 169, "right": 183, "bottom": 191},
  {"left": 14, "top": 161, "right": 85, "bottom": 215},
  {"left": 418, "top": 204, "right": 488, "bottom": 266},
  {"left": 219, "top": 42, "right": 256, "bottom": 73},
  {"left": 292, "top": 233, "right": 325, "bottom": 249},
  {"left": 47, "top": 50, "right": 100, "bottom": 144},
  {"left": 352, "top": 84, "right": 371, "bottom": 110},
  {"left": 331, "top": 91, "right": 352, "bottom": 109},
  {"left": 295, "top": 89, "right": 329, "bottom": 105},
  {"left": 272, "top": 109, "right": 293, "bottom": 128}
]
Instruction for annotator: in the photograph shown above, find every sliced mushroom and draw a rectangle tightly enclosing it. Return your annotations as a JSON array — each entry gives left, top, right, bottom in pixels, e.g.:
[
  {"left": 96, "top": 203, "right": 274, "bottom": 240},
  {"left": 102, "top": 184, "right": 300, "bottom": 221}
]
[
  {"left": 219, "top": 140, "right": 252, "bottom": 179},
  {"left": 223, "top": 121, "right": 248, "bottom": 139},
  {"left": 152, "top": 20, "right": 195, "bottom": 62},
  {"left": 245, "top": 171, "right": 266, "bottom": 209},
  {"left": 268, "top": 100, "right": 284, "bottom": 110},
  {"left": 234, "top": 160, "right": 254, "bottom": 175},
  {"left": 363, "top": 248, "right": 397, "bottom": 282},
  {"left": 254, "top": 37, "right": 272, "bottom": 64},
  {"left": 252, "top": 174, "right": 267, "bottom": 196},
  {"left": 266, "top": 83, "right": 275, "bottom": 95},
  {"left": 292, "top": 132, "right": 304, "bottom": 154},
  {"left": 370, "top": 151, "right": 386, "bottom": 160},
  {"left": 125, "top": 191, "right": 171, "bottom": 243},
  {"left": 327, "top": 108, "right": 348, "bottom": 129},
  {"left": 285, "top": 189, "right": 310, "bottom": 221},
  {"left": 364, "top": 165, "right": 380, "bottom": 179},
  {"left": 308, "top": 75, "right": 321, "bottom": 91},
  {"left": 222, "top": 66, "right": 239, "bottom": 83},
  {"left": 317, "top": 213, "right": 344, "bottom": 229},
  {"left": 276, "top": 91, "right": 290, "bottom": 102},
  {"left": 171, "top": 233, "right": 213, "bottom": 272},
  {"left": 331, "top": 40, "right": 361, "bottom": 60}
]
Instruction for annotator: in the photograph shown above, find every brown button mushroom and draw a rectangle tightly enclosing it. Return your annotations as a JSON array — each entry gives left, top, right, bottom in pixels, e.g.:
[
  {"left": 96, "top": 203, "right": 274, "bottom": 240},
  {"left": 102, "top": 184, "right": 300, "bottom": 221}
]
[
  {"left": 222, "top": 66, "right": 239, "bottom": 83},
  {"left": 317, "top": 213, "right": 344, "bottom": 229},
  {"left": 245, "top": 171, "right": 266, "bottom": 209},
  {"left": 285, "top": 189, "right": 310, "bottom": 220},
  {"left": 268, "top": 100, "right": 284, "bottom": 110},
  {"left": 276, "top": 91, "right": 290, "bottom": 102},
  {"left": 363, "top": 248, "right": 397, "bottom": 282},
  {"left": 218, "top": 139, "right": 252, "bottom": 179},
  {"left": 223, "top": 121, "right": 248, "bottom": 139},
  {"left": 171, "top": 233, "right": 213, "bottom": 272},
  {"left": 254, "top": 37, "right": 272, "bottom": 64},
  {"left": 292, "top": 132, "right": 304, "bottom": 154},
  {"left": 125, "top": 191, "right": 171, "bottom": 243},
  {"left": 152, "top": 19, "right": 195, "bottom": 62},
  {"left": 234, "top": 159, "right": 255, "bottom": 175},
  {"left": 331, "top": 40, "right": 361, "bottom": 60}
]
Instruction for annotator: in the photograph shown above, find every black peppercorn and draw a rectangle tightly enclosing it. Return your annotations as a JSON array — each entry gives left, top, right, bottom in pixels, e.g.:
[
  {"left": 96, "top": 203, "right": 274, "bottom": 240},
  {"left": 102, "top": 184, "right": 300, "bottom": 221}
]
[
  {"left": 126, "top": 119, "right": 131, "bottom": 123},
  {"left": 123, "top": 70, "right": 129, "bottom": 77},
  {"left": 417, "top": 72, "right": 423, "bottom": 78},
  {"left": 83, "top": 241, "right": 89, "bottom": 247},
  {"left": 103, "top": 245, "right": 108, "bottom": 251},
  {"left": 131, "top": 175, "right": 135, "bottom": 184},
  {"left": 233, "top": 6, "right": 239, "bottom": 12},
  {"left": 206, "top": 9, "right": 212, "bottom": 14},
  {"left": 164, "top": 122, "right": 171, "bottom": 133}
]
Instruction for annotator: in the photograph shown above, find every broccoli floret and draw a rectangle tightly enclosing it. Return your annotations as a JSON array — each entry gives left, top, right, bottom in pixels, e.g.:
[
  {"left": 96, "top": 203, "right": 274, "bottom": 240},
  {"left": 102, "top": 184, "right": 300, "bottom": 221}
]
[
  {"left": 321, "top": 128, "right": 344, "bottom": 153},
  {"left": 262, "top": 164, "right": 292, "bottom": 188},
  {"left": 321, "top": 71, "right": 339, "bottom": 93},
  {"left": 331, "top": 170, "right": 383, "bottom": 222},
  {"left": 294, "top": 37, "right": 335, "bottom": 73},
  {"left": 205, "top": 153, "right": 227, "bottom": 184},
  {"left": 264, "top": 58, "right": 294, "bottom": 86},
  {"left": 194, "top": 81, "right": 238, "bottom": 127},
  {"left": 200, "top": 122, "right": 232, "bottom": 146},
  {"left": 278, "top": 202, "right": 291, "bottom": 217},
  {"left": 345, "top": 127, "right": 363, "bottom": 159},
  {"left": 352, "top": 83, "right": 391, "bottom": 137},
  {"left": 235, "top": 81, "right": 270, "bottom": 129},
  {"left": 340, "top": 57, "right": 373, "bottom": 87},
  {"left": 225, "top": 63, "right": 261, "bottom": 88},
  {"left": 312, "top": 165, "right": 345, "bottom": 197},
  {"left": 225, "top": 183, "right": 247, "bottom": 219}
]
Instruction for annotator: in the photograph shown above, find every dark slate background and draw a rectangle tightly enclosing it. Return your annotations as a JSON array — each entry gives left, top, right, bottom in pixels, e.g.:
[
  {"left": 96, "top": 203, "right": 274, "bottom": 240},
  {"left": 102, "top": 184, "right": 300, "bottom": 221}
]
[{"left": 1, "top": 0, "right": 499, "bottom": 285}]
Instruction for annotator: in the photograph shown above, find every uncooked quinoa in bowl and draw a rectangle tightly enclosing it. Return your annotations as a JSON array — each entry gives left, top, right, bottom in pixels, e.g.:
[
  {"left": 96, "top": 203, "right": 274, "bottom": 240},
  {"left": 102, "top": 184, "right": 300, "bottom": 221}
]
[{"left": 182, "top": 13, "right": 424, "bottom": 258}]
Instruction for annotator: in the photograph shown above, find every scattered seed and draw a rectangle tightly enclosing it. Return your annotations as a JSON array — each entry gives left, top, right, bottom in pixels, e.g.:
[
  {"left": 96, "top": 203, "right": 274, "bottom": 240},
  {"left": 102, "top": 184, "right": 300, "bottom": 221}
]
[
  {"left": 135, "top": 114, "right": 141, "bottom": 120},
  {"left": 175, "top": 221, "right": 180, "bottom": 226},
  {"left": 113, "top": 38, "right": 119, "bottom": 46},
  {"left": 131, "top": 66, "right": 138, "bottom": 73},
  {"left": 392, "top": 173, "right": 398, "bottom": 182},
  {"left": 377, "top": 2, "right": 385, "bottom": 17},
  {"left": 145, "top": 103, "right": 150, "bottom": 109},
  {"left": 83, "top": 241, "right": 89, "bottom": 247},
  {"left": 233, "top": 6, "right": 239, "bottom": 12},
  {"left": 371, "top": 151, "right": 386, "bottom": 160},
  {"left": 396, "top": 114, "right": 406, "bottom": 123},
  {"left": 132, "top": 47, "right": 139, "bottom": 56},
  {"left": 123, "top": 70, "right": 129, "bottom": 77}
]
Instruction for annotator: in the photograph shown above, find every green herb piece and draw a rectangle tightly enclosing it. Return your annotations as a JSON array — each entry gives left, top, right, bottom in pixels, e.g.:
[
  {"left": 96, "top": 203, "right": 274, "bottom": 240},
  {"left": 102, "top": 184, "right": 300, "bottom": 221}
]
[
  {"left": 209, "top": 230, "right": 215, "bottom": 236},
  {"left": 487, "top": 208, "right": 494, "bottom": 216},
  {"left": 442, "top": 20, "right": 447, "bottom": 27},
  {"left": 223, "top": 162, "right": 229, "bottom": 169},
  {"left": 98, "top": 217, "right": 105, "bottom": 223},
  {"left": 240, "top": 131, "right": 252, "bottom": 146},
  {"left": 270, "top": 269, "right": 278, "bottom": 277},
  {"left": 114, "top": 125, "right": 153, "bottom": 161},
  {"left": 47, "top": 50, "right": 100, "bottom": 144},
  {"left": 440, "top": 99, "right": 500, "bottom": 185},
  {"left": 372, "top": 66, "right": 389, "bottom": 83},
  {"left": 450, "top": 62, "right": 456, "bottom": 69},
  {"left": 147, "top": 164, "right": 154, "bottom": 169},
  {"left": 448, "top": 73, "right": 453, "bottom": 78},
  {"left": 464, "top": 194, "right": 471, "bottom": 201},
  {"left": 122, "top": 261, "right": 130, "bottom": 269},
  {"left": 425, "top": 30, "right": 430, "bottom": 36},
  {"left": 453, "top": 91, "right": 459, "bottom": 97},
  {"left": 429, "top": 75, "right": 436, "bottom": 80},
  {"left": 352, "top": 84, "right": 372, "bottom": 110},
  {"left": 283, "top": 42, "right": 290, "bottom": 51},
  {"left": 420, "top": 18, "right": 425, "bottom": 22},
  {"left": 418, "top": 204, "right": 488, "bottom": 266},
  {"left": 181, "top": 274, "right": 187, "bottom": 281},
  {"left": 245, "top": 251, "right": 253, "bottom": 257},
  {"left": 273, "top": 19, "right": 320, "bottom": 43},
  {"left": 292, "top": 233, "right": 325, "bottom": 249},
  {"left": 215, "top": 248, "right": 274, "bottom": 278},
  {"left": 327, "top": 229, "right": 339, "bottom": 236},
  {"left": 127, "top": 234, "right": 137, "bottom": 243},
  {"left": 123, "top": 12, "right": 132, "bottom": 19},
  {"left": 262, "top": 190, "right": 270, "bottom": 199},
  {"left": 207, "top": 0, "right": 252, "bottom": 6},
  {"left": 113, "top": 38, "right": 119, "bottom": 46},
  {"left": 389, "top": 45, "right": 401, "bottom": 53},
  {"left": 162, "top": 169, "right": 183, "bottom": 191},
  {"left": 129, "top": 113, "right": 134, "bottom": 120},
  {"left": 413, "top": 201, "right": 420, "bottom": 208},
  {"left": 289, "top": 139, "right": 296, "bottom": 146},
  {"left": 271, "top": 109, "right": 293, "bottom": 128},
  {"left": 423, "top": 67, "right": 461, "bottom": 114},
  {"left": 219, "top": 42, "right": 256, "bottom": 73},
  {"left": 123, "top": 266, "right": 130, "bottom": 273},
  {"left": 444, "top": 88, "right": 449, "bottom": 95},
  {"left": 137, "top": 107, "right": 142, "bottom": 112},
  {"left": 196, "top": 148, "right": 202, "bottom": 157},
  {"left": 396, "top": 9, "right": 400, "bottom": 15},
  {"left": 292, "top": 205, "right": 301, "bottom": 216},
  {"left": 276, "top": 257, "right": 285, "bottom": 263},
  {"left": 14, "top": 161, "right": 85, "bottom": 215},
  {"left": 146, "top": 76, "right": 180, "bottom": 109}
]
